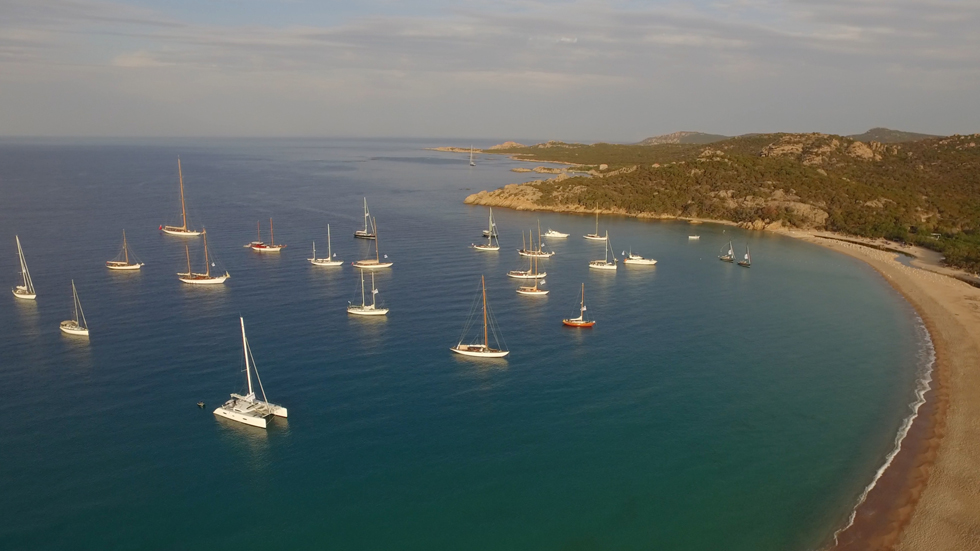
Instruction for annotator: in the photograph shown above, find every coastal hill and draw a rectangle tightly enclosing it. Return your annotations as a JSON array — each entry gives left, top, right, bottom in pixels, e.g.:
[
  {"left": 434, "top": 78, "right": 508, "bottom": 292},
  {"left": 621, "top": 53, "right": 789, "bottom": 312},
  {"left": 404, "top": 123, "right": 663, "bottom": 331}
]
[
  {"left": 638, "top": 131, "right": 729, "bottom": 145},
  {"left": 462, "top": 133, "right": 980, "bottom": 271},
  {"left": 846, "top": 127, "right": 939, "bottom": 143}
]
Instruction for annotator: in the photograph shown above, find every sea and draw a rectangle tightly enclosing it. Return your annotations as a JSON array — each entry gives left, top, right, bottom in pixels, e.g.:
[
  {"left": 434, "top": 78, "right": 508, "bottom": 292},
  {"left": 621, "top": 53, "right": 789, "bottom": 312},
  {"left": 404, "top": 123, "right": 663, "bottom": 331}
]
[{"left": 0, "top": 138, "right": 930, "bottom": 551}]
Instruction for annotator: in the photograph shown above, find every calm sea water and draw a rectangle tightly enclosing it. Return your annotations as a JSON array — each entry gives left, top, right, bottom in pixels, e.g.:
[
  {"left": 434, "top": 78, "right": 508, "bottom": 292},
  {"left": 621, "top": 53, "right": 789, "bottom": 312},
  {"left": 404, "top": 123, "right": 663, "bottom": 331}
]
[{"left": 0, "top": 138, "right": 926, "bottom": 551}]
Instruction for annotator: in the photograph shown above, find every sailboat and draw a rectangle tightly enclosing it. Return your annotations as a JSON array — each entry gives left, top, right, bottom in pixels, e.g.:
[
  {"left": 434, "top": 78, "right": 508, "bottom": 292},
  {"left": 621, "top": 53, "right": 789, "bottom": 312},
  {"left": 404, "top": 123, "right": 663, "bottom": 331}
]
[
  {"left": 213, "top": 317, "right": 288, "bottom": 429},
  {"left": 348, "top": 271, "right": 388, "bottom": 316},
  {"left": 622, "top": 248, "right": 657, "bottom": 266},
  {"left": 160, "top": 158, "right": 202, "bottom": 236},
  {"left": 248, "top": 219, "right": 286, "bottom": 252},
  {"left": 719, "top": 241, "right": 735, "bottom": 263},
  {"left": 354, "top": 198, "right": 377, "bottom": 239},
  {"left": 517, "top": 221, "right": 555, "bottom": 257},
  {"left": 588, "top": 231, "right": 617, "bottom": 270},
  {"left": 584, "top": 202, "right": 607, "bottom": 241},
  {"left": 469, "top": 146, "right": 476, "bottom": 167},
  {"left": 473, "top": 208, "right": 500, "bottom": 251},
  {"left": 12, "top": 236, "right": 36, "bottom": 300},
  {"left": 516, "top": 256, "right": 548, "bottom": 295},
  {"left": 59, "top": 280, "right": 89, "bottom": 337},
  {"left": 352, "top": 218, "right": 393, "bottom": 269},
  {"left": 507, "top": 249, "right": 547, "bottom": 279},
  {"left": 738, "top": 245, "right": 752, "bottom": 268},
  {"left": 106, "top": 230, "right": 144, "bottom": 270},
  {"left": 451, "top": 275, "right": 509, "bottom": 358},
  {"left": 178, "top": 229, "right": 230, "bottom": 284},
  {"left": 310, "top": 224, "right": 343, "bottom": 266},
  {"left": 563, "top": 283, "right": 595, "bottom": 328}
]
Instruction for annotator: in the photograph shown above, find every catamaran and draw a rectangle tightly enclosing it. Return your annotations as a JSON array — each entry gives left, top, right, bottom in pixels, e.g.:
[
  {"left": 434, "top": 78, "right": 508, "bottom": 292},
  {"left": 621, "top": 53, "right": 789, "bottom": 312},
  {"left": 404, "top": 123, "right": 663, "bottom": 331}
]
[
  {"left": 160, "top": 158, "right": 202, "bottom": 236},
  {"left": 563, "top": 283, "right": 595, "bottom": 328},
  {"left": 310, "top": 224, "right": 343, "bottom": 266},
  {"left": 719, "top": 241, "right": 735, "bottom": 263},
  {"left": 469, "top": 146, "right": 476, "bottom": 167},
  {"left": 354, "top": 198, "right": 376, "bottom": 239},
  {"left": 738, "top": 245, "right": 752, "bottom": 268},
  {"left": 248, "top": 219, "right": 285, "bottom": 252},
  {"left": 348, "top": 271, "right": 388, "bottom": 316},
  {"left": 451, "top": 275, "right": 509, "bottom": 358},
  {"left": 516, "top": 256, "right": 548, "bottom": 296},
  {"left": 518, "top": 222, "right": 554, "bottom": 258},
  {"left": 178, "top": 229, "right": 229, "bottom": 284},
  {"left": 584, "top": 203, "right": 606, "bottom": 241},
  {"left": 588, "top": 231, "right": 617, "bottom": 270},
  {"left": 622, "top": 248, "right": 657, "bottom": 266},
  {"left": 12, "top": 235, "right": 36, "bottom": 300},
  {"left": 543, "top": 229, "right": 568, "bottom": 238},
  {"left": 106, "top": 230, "right": 144, "bottom": 270},
  {"left": 213, "top": 317, "right": 288, "bottom": 429},
  {"left": 60, "top": 280, "right": 89, "bottom": 337},
  {"left": 473, "top": 208, "right": 500, "bottom": 251},
  {"left": 352, "top": 218, "right": 393, "bottom": 269}
]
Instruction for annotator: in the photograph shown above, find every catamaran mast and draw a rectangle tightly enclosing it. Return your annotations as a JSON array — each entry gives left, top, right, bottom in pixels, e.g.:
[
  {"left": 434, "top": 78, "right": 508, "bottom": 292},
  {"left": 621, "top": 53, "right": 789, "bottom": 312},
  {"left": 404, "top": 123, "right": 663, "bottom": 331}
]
[
  {"left": 178, "top": 158, "right": 188, "bottom": 231},
  {"left": 241, "top": 317, "right": 253, "bottom": 397}
]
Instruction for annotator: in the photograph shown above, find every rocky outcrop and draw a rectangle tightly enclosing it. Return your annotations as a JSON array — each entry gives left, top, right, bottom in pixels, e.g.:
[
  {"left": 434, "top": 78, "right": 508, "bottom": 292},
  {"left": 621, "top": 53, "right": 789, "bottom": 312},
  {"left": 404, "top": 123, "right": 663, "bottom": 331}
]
[{"left": 488, "top": 141, "right": 525, "bottom": 150}]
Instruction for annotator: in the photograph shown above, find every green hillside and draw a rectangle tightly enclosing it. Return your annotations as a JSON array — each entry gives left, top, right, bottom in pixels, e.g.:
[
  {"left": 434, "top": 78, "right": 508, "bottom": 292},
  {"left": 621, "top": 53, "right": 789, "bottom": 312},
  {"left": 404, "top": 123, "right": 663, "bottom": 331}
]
[{"left": 846, "top": 127, "right": 939, "bottom": 143}]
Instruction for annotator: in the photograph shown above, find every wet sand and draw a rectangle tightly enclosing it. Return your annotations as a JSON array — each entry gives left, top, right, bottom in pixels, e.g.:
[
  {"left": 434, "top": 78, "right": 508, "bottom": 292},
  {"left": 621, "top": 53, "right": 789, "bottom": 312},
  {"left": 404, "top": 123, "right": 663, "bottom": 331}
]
[{"left": 779, "top": 231, "right": 980, "bottom": 551}]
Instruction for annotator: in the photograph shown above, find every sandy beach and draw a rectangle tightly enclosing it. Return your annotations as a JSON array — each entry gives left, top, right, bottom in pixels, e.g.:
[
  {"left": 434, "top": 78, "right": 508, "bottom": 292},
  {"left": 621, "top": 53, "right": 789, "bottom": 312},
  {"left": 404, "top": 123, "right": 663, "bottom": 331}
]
[{"left": 776, "top": 230, "right": 980, "bottom": 551}]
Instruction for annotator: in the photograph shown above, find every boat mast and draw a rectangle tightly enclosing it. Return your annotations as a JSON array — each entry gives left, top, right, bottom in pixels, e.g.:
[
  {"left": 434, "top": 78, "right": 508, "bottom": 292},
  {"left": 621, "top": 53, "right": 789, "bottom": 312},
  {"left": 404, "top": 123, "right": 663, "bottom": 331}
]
[
  {"left": 604, "top": 231, "right": 610, "bottom": 263},
  {"left": 16, "top": 236, "right": 34, "bottom": 293},
  {"left": 257, "top": 221, "right": 261, "bottom": 242},
  {"left": 327, "top": 224, "right": 332, "bottom": 259},
  {"left": 373, "top": 218, "right": 380, "bottom": 262},
  {"left": 537, "top": 220, "right": 542, "bottom": 253},
  {"left": 203, "top": 229, "right": 211, "bottom": 277},
  {"left": 595, "top": 202, "right": 599, "bottom": 235},
  {"left": 482, "top": 275, "right": 488, "bottom": 348},
  {"left": 178, "top": 158, "right": 188, "bottom": 231},
  {"left": 371, "top": 272, "right": 378, "bottom": 308},
  {"left": 72, "top": 280, "right": 86, "bottom": 329},
  {"left": 363, "top": 198, "right": 370, "bottom": 234},
  {"left": 241, "top": 317, "right": 253, "bottom": 397},
  {"left": 184, "top": 244, "right": 191, "bottom": 276},
  {"left": 581, "top": 283, "right": 585, "bottom": 311},
  {"left": 269, "top": 218, "right": 275, "bottom": 246},
  {"left": 123, "top": 231, "right": 129, "bottom": 264},
  {"left": 360, "top": 269, "right": 366, "bottom": 307}
]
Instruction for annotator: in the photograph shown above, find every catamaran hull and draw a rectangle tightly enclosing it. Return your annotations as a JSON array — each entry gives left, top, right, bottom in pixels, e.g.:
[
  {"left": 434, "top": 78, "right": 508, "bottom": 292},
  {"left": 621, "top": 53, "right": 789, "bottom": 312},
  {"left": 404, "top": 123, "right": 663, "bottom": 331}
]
[
  {"left": 161, "top": 227, "right": 202, "bottom": 236},
  {"left": 12, "top": 289, "right": 36, "bottom": 300},
  {"left": 451, "top": 347, "right": 509, "bottom": 358},
  {"left": 106, "top": 262, "right": 143, "bottom": 271},
  {"left": 213, "top": 407, "right": 268, "bottom": 428}
]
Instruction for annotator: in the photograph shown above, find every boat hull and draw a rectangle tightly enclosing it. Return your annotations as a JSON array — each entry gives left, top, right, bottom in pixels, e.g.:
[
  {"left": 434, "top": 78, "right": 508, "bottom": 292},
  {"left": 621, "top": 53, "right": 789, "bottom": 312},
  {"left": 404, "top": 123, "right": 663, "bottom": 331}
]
[
  {"left": 352, "top": 261, "right": 393, "bottom": 269},
  {"left": 563, "top": 319, "right": 595, "bottom": 328},
  {"left": 543, "top": 231, "right": 568, "bottom": 238},
  {"left": 451, "top": 346, "right": 509, "bottom": 358},
  {"left": 12, "top": 288, "right": 36, "bottom": 300},
  {"left": 506, "top": 271, "right": 546, "bottom": 279},
  {"left": 310, "top": 258, "right": 344, "bottom": 266},
  {"left": 473, "top": 245, "right": 499, "bottom": 252},
  {"left": 60, "top": 321, "right": 89, "bottom": 337},
  {"left": 589, "top": 262, "right": 617, "bottom": 270},
  {"left": 624, "top": 259, "right": 657, "bottom": 265},
  {"left": 213, "top": 406, "right": 268, "bottom": 428},
  {"left": 583, "top": 234, "right": 607, "bottom": 241},
  {"left": 348, "top": 306, "right": 389, "bottom": 316},
  {"left": 517, "top": 250, "right": 555, "bottom": 258},
  {"left": 250, "top": 244, "right": 284, "bottom": 252},
  {"left": 719, "top": 257, "right": 734, "bottom": 263},
  {"left": 688, "top": 236, "right": 700, "bottom": 240},
  {"left": 738, "top": 262, "right": 751, "bottom": 268},
  {"left": 353, "top": 231, "right": 376, "bottom": 240},
  {"left": 161, "top": 226, "right": 202, "bottom": 236},
  {"left": 178, "top": 273, "right": 229, "bottom": 284},
  {"left": 106, "top": 262, "right": 143, "bottom": 270},
  {"left": 516, "top": 288, "right": 549, "bottom": 295}
]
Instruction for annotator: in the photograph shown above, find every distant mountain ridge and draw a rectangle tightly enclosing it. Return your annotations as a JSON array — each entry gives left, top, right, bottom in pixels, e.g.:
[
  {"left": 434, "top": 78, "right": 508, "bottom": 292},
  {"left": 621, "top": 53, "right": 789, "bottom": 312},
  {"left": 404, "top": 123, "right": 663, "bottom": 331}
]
[
  {"left": 638, "top": 131, "right": 730, "bottom": 145},
  {"left": 846, "top": 127, "right": 939, "bottom": 143},
  {"left": 639, "top": 128, "right": 938, "bottom": 146}
]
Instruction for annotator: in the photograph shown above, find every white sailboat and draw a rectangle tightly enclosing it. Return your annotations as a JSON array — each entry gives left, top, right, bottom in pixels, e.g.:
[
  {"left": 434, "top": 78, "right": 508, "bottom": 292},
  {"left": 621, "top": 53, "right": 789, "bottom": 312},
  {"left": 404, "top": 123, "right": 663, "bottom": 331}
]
[
  {"left": 507, "top": 250, "right": 547, "bottom": 279},
  {"left": 473, "top": 208, "right": 500, "bottom": 251},
  {"left": 563, "top": 283, "right": 595, "bottom": 328},
  {"left": 354, "top": 198, "right": 377, "bottom": 239},
  {"left": 160, "top": 158, "right": 202, "bottom": 236},
  {"left": 622, "top": 248, "right": 657, "bottom": 266},
  {"left": 59, "top": 280, "right": 89, "bottom": 337},
  {"left": 12, "top": 235, "right": 36, "bottom": 300},
  {"left": 516, "top": 256, "right": 548, "bottom": 296},
  {"left": 106, "top": 230, "right": 144, "bottom": 270},
  {"left": 352, "top": 218, "right": 393, "bottom": 269},
  {"left": 588, "top": 231, "right": 617, "bottom": 270},
  {"left": 248, "top": 219, "right": 286, "bottom": 252},
  {"left": 719, "top": 241, "right": 735, "bottom": 263},
  {"left": 348, "top": 271, "right": 388, "bottom": 316},
  {"left": 213, "top": 317, "right": 288, "bottom": 429},
  {"left": 738, "top": 245, "right": 752, "bottom": 268},
  {"left": 310, "top": 224, "right": 343, "bottom": 266},
  {"left": 469, "top": 146, "right": 476, "bottom": 167},
  {"left": 584, "top": 203, "right": 607, "bottom": 241},
  {"left": 178, "top": 229, "right": 230, "bottom": 284},
  {"left": 451, "top": 276, "right": 509, "bottom": 358},
  {"left": 517, "top": 221, "right": 555, "bottom": 258}
]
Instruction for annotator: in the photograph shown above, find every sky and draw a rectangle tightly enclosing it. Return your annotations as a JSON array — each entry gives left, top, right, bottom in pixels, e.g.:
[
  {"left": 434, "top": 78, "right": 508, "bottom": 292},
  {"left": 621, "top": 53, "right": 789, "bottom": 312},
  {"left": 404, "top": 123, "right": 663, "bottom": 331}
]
[{"left": 1, "top": 0, "right": 978, "bottom": 141}]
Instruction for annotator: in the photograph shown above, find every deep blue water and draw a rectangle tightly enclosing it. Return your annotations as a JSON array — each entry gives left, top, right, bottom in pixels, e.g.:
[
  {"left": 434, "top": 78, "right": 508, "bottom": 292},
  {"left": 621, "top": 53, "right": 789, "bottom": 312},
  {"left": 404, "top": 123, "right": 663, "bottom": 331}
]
[{"left": 0, "top": 138, "right": 926, "bottom": 550}]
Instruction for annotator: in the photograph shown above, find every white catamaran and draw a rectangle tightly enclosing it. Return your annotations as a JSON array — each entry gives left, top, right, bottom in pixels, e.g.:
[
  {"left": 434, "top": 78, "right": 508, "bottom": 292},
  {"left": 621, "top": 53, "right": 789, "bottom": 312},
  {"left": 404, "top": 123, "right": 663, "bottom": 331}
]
[
  {"left": 451, "top": 276, "right": 509, "bottom": 358},
  {"left": 348, "top": 271, "right": 388, "bottom": 316},
  {"left": 160, "top": 158, "right": 202, "bottom": 236},
  {"left": 213, "top": 317, "right": 288, "bottom": 429},
  {"left": 588, "top": 231, "right": 617, "bottom": 270},
  {"left": 12, "top": 235, "right": 36, "bottom": 300},
  {"left": 106, "top": 230, "right": 144, "bottom": 270},
  {"left": 178, "top": 229, "right": 229, "bottom": 284},
  {"left": 354, "top": 198, "right": 377, "bottom": 239},
  {"left": 473, "top": 208, "right": 500, "bottom": 251},
  {"left": 584, "top": 203, "right": 607, "bottom": 241},
  {"left": 60, "top": 280, "right": 89, "bottom": 337},
  {"left": 310, "top": 224, "right": 343, "bottom": 266},
  {"left": 352, "top": 218, "right": 393, "bottom": 269}
]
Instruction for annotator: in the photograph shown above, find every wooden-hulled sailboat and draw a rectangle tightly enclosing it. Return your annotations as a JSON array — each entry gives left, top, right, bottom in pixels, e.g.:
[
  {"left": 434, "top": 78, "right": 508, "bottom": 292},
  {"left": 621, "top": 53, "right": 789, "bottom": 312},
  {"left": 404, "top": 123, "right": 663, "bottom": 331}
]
[
  {"left": 60, "top": 280, "right": 89, "bottom": 337},
  {"left": 352, "top": 218, "right": 393, "bottom": 269},
  {"left": 517, "top": 221, "right": 555, "bottom": 258},
  {"left": 178, "top": 229, "right": 229, "bottom": 284},
  {"left": 106, "top": 230, "right": 144, "bottom": 270},
  {"left": 213, "top": 317, "right": 288, "bottom": 429},
  {"left": 738, "top": 245, "right": 751, "bottom": 268},
  {"left": 354, "top": 197, "right": 376, "bottom": 239},
  {"left": 507, "top": 248, "right": 547, "bottom": 279},
  {"left": 622, "top": 248, "right": 657, "bottom": 266},
  {"left": 310, "top": 224, "right": 343, "bottom": 266},
  {"left": 451, "top": 275, "right": 509, "bottom": 358},
  {"left": 348, "top": 271, "right": 388, "bottom": 316},
  {"left": 563, "top": 283, "right": 595, "bottom": 328},
  {"left": 584, "top": 202, "right": 607, "bottom": 241},
  {"left": 588, "top": 231, "right": 617, "bottom": 270},
  {"left": 160, "top": 158, "right": 202, "bottom": 236},
  {"left": 516, "top": 256, "right": 548, "bottom": 295},
  {"left": 473, "top": 208, "right": 500, "bottom": 251},
  {"left": 719, "top": 241, "right": 735, "bottom": 263},
  {"left": 248, "top": 219, "right": 285, "bottom": 252},
  {"left": 12, "top": 235, "right": 36, "bottom": 300}
]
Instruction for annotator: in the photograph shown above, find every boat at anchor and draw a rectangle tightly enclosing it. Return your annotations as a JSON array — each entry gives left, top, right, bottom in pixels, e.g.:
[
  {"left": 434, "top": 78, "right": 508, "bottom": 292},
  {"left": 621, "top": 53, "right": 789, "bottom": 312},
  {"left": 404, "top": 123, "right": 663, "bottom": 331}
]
[
  {"left": 451, "top": 276, "right": 509, "bottom": 358},
  {"left": 213, "top": 317, "right": 288, "bottom": 429},
  {"left": 12, "top": 235, "right": 36, "bottom": 300},
  {"left": 160, "top": 158, "right": 202, "bottom": 236},
  {"left": 106, "top": 230, "right": 144, "bottom": 270}
]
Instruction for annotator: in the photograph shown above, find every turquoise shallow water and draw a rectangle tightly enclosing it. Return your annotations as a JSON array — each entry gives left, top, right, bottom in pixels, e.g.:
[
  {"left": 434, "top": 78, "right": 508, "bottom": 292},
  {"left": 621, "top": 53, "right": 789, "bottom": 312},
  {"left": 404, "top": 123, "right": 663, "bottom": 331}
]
[{"left": 0, "top": 138, "right": 927, "bottom": 550}]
